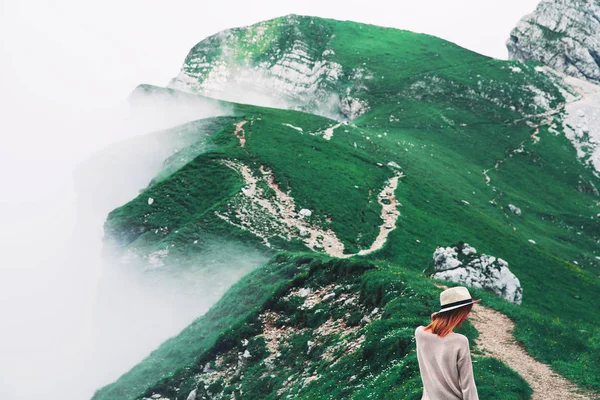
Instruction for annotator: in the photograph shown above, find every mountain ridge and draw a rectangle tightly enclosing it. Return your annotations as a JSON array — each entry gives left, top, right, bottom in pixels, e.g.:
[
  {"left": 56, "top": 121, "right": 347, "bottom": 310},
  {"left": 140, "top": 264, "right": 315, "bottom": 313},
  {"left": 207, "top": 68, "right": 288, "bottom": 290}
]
[{"left": 91, "top": 14, "right": 600, "bottom": 400}]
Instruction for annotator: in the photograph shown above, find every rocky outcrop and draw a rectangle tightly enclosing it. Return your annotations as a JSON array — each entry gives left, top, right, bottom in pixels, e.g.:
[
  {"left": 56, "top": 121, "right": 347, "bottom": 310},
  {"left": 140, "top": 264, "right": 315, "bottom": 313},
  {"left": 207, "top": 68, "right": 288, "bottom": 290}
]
[
  {"left": 507, "top": 0, "right": 600, "bottom": 83},
  {"left": 168, "top": 15, "right": 370, "bottom": 120},
  {"left": 560, "top": 73, "right": 600, "bottom": 174},
  {"left": 431, "top": 243, "right": 523, "bottom": 305}
]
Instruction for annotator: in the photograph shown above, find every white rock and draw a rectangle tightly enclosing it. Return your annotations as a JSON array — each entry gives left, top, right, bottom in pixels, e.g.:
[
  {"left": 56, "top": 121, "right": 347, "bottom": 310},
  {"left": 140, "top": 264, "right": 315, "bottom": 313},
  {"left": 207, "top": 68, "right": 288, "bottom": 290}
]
[
  {"left": 462, "top": 244, "right": 477, "bottom": 255},
  {"left": 299, "top": 228, "right": 310, "bottom": 237},
  {"left": 432, "top": 243, "right": 523, "bottom": 304},
  {"left": 528, "top": 239, "right": 536, "bottom": 244},
  {"left": 344, "top": 297, "right": 357, "bottom": 306},
  {"left": 186, "top": 389, "right": 198, "bottom": 400},
  {"left": 148, "top": 197, "right": 154, "bottom": 205},
  {"left": 433, "top": 247, "right": 462, "bottom": 271},
  {"left": 299, "top": 209, "right": 312, "bottom": 218},
  {"left": 508, "top": 1, "right": 600, "bottom": 84},
  {"left": 166, "top": 18, "right": 374, "bottom": 121},
  {"left": 508, "top": 204, "right": 522, "bottom": 216},
  {"left": 322, "top": 292, "right": 336, "bottom": 303}
]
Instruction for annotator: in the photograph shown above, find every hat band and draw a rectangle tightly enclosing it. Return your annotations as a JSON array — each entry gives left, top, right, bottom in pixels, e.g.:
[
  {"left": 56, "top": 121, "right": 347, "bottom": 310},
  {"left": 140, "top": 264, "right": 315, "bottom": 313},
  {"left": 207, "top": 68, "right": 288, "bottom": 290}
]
[{"left": 440, "top": 298, "right": 473, "bottom": 310}]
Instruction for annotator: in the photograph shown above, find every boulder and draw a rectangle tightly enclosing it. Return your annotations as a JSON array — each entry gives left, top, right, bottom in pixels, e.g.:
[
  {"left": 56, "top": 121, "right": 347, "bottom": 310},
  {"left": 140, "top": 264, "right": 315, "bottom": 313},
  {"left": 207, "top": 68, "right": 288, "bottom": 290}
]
[
  {"left": 508, "top": 204, "right": 522, "bottom": 216},
  {"left": 299, "top": 209, "right": 312, "bottom": 218},
  {"left": 432, "top": 243, "right": 523, "bottom": 304}
]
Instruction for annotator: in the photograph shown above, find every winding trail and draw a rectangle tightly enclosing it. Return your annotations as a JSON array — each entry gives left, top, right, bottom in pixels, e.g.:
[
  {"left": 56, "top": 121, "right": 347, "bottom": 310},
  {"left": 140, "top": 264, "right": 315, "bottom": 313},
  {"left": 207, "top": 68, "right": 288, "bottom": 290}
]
[
  {"left": 434, "top": 283, "right": 597, "bottom": 399},
  {"left": 357, "top": 173, "right": 403, "bottom": 256},
  {"left": 470, "top": 304, "right": 596, "bottom": 399},
  {"left": 218, "top": 160, "right": 403, "bottom": 258},
  {"left": 233, "top": 120, "right": 248, "bottom": 147}
]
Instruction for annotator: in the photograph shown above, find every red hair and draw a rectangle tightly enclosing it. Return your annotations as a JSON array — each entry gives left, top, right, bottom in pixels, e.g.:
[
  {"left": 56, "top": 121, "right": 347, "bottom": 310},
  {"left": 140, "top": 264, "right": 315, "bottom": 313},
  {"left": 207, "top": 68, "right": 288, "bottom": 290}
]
[{"left": 424, "top": 303, "right": 473, "bottom": 338}]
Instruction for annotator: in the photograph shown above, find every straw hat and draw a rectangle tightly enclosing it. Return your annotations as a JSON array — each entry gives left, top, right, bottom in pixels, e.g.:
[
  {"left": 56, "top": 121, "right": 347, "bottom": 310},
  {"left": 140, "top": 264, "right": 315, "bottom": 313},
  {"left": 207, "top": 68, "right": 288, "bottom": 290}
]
[{"left": 432, "top": 286, "right": 481, "bottom": 315}]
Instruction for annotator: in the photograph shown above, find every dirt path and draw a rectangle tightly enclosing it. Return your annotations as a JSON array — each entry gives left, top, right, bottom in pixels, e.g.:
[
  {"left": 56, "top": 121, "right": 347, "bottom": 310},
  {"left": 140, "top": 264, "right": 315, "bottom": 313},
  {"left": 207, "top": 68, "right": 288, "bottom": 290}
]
[
  {"left": 434, "top": 283, "right": 596, "bottom": 399},
  {"left": 357, "top": 172, "right": 403, "bottom": 256},
  {"left": 218, "top": 160, "right": 403, "bottom": 258},
  {"left": 321, "top": 122, "right": 342, "bottom": 140},
  {"left": 233, "top": 120, "right": 247, "bottom": 147},
  {"left": 470, "top": 304, "right": 597, "bottom": 399}
]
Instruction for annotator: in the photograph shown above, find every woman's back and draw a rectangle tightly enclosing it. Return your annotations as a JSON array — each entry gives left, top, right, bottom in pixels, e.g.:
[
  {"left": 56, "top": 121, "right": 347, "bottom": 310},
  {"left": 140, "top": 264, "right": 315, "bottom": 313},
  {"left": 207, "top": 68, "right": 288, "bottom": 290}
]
[{"left": 414, "top": 325, "right": 479, "bottom": 400}]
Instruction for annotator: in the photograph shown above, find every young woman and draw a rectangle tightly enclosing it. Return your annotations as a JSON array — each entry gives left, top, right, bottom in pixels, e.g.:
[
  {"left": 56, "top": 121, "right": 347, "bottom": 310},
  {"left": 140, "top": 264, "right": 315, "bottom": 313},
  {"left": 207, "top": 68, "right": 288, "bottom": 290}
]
[{"left": 415, "top": 286, "right": 481, "bottom": 400}]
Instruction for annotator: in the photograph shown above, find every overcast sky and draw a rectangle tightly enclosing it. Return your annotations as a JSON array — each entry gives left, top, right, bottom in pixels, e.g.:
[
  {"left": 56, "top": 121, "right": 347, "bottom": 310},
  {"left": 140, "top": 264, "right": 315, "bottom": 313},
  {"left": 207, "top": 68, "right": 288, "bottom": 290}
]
[
  {"left": 0, "top": 1, "right": 542, "bottom": 399},
  {"left": 1, "top": 0, "right": 541, "bottom": 169}
]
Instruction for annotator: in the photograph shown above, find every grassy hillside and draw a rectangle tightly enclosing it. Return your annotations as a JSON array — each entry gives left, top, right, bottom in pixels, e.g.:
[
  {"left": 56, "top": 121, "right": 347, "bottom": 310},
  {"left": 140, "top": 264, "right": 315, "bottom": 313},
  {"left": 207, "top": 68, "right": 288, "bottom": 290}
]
[
  {"left": 95, "top": 15, "right": 600, "bottom": 399},
  {"left": 94, "top": 253, "right": 532, "bottom": 400}
]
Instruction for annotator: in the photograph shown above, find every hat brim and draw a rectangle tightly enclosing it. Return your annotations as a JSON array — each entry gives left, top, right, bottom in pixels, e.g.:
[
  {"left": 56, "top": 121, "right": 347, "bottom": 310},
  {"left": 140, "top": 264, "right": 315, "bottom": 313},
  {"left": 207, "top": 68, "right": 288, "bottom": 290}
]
[{"left": 433, "top": 298, "right": 481, "bottom": 315}]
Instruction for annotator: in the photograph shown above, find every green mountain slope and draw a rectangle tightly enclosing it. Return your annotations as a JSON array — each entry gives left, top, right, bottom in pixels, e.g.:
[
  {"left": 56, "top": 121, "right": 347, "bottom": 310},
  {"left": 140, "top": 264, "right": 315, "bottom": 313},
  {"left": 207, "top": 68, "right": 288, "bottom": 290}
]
[
  {"left": 94, "top": 254, "right": 532, "bottom": 400},
  {"left": 94, "top": 15, "right": 600, "bottom": 399}
]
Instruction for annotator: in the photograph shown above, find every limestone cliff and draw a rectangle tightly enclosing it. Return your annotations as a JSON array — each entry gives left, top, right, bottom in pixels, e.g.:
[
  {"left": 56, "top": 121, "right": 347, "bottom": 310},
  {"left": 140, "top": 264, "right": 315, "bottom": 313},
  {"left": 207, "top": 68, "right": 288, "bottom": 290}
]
[{"left": 507, "top": 0, "right": 600, "bottom": 83}]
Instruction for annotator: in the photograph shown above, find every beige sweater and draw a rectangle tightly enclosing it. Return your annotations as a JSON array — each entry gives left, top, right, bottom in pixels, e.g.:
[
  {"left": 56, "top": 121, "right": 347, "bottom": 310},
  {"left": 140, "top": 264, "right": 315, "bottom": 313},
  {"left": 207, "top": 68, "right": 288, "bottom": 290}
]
[{"left": 414, "top": 325, "right": 479, "bottom": 400}]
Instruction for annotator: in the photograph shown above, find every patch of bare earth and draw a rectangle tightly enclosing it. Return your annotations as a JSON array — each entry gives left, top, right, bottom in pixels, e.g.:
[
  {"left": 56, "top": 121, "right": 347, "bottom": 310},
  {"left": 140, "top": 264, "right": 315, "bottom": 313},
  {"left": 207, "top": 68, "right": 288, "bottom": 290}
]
[
  {"left": 276, "top": 284, "right": 377, "bottom": 396},
  {"left": 358, "top": 172, "right": 403, "bottom": 256},
  {"left": 434, "top": 283, "right": 597, "bottom": 399},
  {"left": 233, "top": 120, "right": 247, "bottom": 147},
  {"left": 215, "top": 159, "right": 403, "bottom": 258},
  {"left": 215, "top": 160, "right": 347, "bottom": 256},
  {"left": 182, "top": 282, "right": 382, "bottom": 398}
]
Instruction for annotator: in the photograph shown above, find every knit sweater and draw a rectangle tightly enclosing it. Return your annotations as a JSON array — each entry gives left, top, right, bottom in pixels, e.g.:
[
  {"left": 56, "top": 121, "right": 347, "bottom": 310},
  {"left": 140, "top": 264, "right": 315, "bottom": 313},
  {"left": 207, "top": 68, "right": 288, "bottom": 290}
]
[{"left": 414, "top": 325, "right": 479, "bottom": 400}]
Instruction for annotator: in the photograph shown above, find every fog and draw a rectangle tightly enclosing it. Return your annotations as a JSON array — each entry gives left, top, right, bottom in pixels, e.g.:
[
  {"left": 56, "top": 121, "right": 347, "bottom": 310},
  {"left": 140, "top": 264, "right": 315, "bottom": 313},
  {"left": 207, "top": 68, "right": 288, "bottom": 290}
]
[
  {"left": 0, "top": 84, "right": 270, "bottom": 399},
  {"left": 0, "top": 1, "right": 542, "bottom": 399}
]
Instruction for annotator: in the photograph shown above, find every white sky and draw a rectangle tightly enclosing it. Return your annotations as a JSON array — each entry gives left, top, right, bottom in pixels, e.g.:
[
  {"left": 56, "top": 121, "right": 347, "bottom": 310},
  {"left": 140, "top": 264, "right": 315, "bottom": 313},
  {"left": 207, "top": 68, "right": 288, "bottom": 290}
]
[
  {"left": 0, "top": 1, "right": 541, "bottom": 399},
  {"left": 0, "top": 0, "right": 541, "bottom": 171}
]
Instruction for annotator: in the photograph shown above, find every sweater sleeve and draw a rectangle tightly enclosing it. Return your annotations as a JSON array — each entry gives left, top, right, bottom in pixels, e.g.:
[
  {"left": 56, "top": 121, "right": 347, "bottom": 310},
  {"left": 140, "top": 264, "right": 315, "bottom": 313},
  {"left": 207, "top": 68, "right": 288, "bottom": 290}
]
[{"left": 457, "top": 337, "right": 479, "bottom": 400}]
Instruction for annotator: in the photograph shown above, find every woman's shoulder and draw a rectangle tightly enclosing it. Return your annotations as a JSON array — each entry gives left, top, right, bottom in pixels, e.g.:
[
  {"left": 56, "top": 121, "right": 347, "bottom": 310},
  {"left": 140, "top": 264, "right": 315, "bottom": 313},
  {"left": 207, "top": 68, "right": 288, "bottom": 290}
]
[{"left": 453, "top": 332, "right": 470, "bottom": 346}]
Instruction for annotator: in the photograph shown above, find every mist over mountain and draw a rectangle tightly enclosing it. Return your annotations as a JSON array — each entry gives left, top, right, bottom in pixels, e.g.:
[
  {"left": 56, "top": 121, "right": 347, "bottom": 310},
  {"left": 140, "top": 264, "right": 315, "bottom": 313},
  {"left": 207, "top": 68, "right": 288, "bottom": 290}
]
[{"left": 87, "top": 12, "right": 599, "bottom": 400}]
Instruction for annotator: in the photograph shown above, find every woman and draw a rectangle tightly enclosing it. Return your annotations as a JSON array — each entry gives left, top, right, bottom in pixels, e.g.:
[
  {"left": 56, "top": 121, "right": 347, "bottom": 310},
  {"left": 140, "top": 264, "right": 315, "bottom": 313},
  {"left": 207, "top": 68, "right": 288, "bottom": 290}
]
[{"left": 415, "top": 286, "right": 481, "bottom": 400}]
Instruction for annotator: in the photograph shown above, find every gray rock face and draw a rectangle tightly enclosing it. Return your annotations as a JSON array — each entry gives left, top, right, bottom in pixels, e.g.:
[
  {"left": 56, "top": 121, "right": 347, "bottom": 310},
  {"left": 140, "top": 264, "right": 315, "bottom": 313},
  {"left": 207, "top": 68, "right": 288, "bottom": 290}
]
[
  {"left": 168, "top": 15, "right": 370, "bottom": 121},
  {"left": 507, "top": 0, "right": 600, "bottom": 83},
  {"left": 432, "top": 243, "right": 523, "bottom": 305}
]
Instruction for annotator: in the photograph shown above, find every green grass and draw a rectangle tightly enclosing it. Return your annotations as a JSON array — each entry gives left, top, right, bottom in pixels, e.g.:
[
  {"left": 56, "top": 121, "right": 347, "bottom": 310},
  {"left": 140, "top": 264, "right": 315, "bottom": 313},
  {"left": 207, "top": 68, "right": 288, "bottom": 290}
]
[
  {"left": 97, "top": 14, "right": 600, "bottom": 398},
  {"left": 93, "top": 254, "right": 532, "bottom": 400}
]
